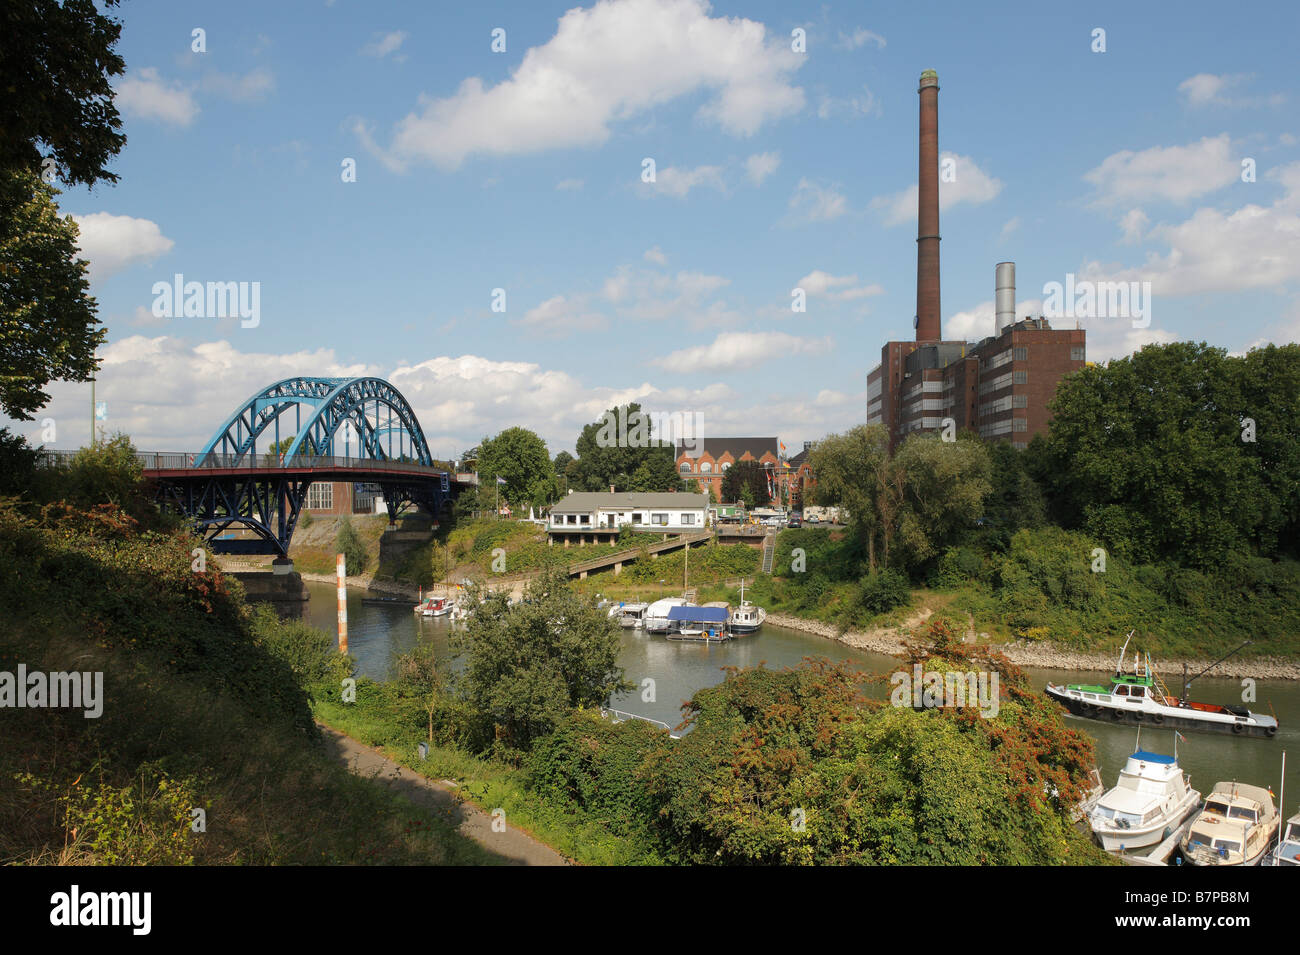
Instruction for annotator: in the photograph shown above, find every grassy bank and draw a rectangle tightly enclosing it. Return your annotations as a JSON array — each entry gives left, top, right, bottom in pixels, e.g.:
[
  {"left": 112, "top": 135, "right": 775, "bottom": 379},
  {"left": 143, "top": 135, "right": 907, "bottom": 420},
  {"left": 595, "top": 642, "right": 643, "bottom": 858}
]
[{"left": 0, "top": 500, "right": 495, "bottom": 865}]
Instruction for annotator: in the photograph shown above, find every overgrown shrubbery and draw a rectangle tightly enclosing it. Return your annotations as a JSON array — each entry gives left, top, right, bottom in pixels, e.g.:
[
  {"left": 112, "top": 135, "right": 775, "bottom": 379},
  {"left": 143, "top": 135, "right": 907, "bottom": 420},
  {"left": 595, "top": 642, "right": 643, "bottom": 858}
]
[{"left": 336, "top": 516, "right": 368, "bottom": 574}]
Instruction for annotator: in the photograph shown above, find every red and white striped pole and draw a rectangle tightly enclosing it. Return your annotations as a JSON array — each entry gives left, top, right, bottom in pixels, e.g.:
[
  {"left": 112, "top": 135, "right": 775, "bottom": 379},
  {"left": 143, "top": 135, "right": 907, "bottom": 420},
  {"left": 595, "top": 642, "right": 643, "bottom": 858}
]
[{"left": 336, "top": 553, "right": 348, "bottom": 653}]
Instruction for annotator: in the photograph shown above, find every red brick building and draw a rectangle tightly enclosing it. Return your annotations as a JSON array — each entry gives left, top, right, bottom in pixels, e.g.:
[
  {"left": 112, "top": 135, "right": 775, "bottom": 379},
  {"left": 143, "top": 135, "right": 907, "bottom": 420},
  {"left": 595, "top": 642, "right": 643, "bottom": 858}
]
[
  {"left": 302, "top": 481, "right": 385, "bottom": 516},
  {"left": 675, "top": 438, "right": 779, "bottom": 502}
]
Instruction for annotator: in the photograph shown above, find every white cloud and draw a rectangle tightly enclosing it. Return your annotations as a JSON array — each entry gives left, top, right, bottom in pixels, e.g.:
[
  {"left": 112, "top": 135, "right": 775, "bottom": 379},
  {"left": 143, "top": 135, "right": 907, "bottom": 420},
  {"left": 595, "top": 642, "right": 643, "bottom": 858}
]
[
  {"left": 646, "top": 164, "right": 726, "bottom": 198},
  {"left": 362, "top": 31, "right": 408, "bottom": 59},
  {"left": 652, "top": 331, "right": 831, "bottom": 372},
  {"left": 945, "top": 298, "right": 1045, "bottom": 342},
  {"left": 643, "top": 246, "right": 668, "bottom": 265},
  {"left": 370, "top": 0, "right": 805, "bottom": 170},
  {"left": 1075, "top": 161, "right": 1300, "bottom": 298},
  {"left": 744, "top": 151, "right": 781, "bottom": 185},
  {"left": 1177, "top": 73, "right": 1285, "bottom": 109},
  {"left": 201, "top": 67, "right": 275, "bottom": 102},
  {"left": 1119, "top": 208, "right": 1150, "bottom": 243},
  {"left": 555, "top": 177, "right": 584, "bottom": 191},
  {"left": 1000, "top": 216, "right": 1021, "bottom": 240},
  {"left": 71, "top": 212, "right": 174, "bottom": 280},
  {"left": 115, "top": 68, "right": 198, "bottom": 126},
  {"left": 1083, "top": 134, "right": 1239, "bottom": 205},
  {"left": 834, "top": 28, "right": 886, "bottom": 50},
  {"left": 516, "top": 295, "right": 607, "bottom": 335},
  {"left": 795, "top": 269, "right": 883, "bottom": 302},
  {"left": 817, "top": 86, "right": 880, "bottom": 119},
  {"left": 872, "top": 152, "right": 1002, "bottom": 226},
  {"left": 788, "top": 178, "right": 848, "bottom": 222}
]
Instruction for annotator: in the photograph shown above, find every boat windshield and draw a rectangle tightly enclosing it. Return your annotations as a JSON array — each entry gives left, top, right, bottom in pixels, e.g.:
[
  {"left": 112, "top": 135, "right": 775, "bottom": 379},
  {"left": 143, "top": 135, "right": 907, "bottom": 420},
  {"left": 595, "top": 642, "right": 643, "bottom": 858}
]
[
  {"left": 1214, "top": 839, "right": 1241, "bottom": 854},
  {"left": 1203, "top": 800, "right": 1231, "bottom": 817},
  {"left": 1286, "top": 824, "right": 1300, "bottom": 842},
  {"left": 1095, "top": 807, "right": 1143, "bottom": 827},
  {"left": 1227, "top": 805, "right": 1258, "bottom": 822}
]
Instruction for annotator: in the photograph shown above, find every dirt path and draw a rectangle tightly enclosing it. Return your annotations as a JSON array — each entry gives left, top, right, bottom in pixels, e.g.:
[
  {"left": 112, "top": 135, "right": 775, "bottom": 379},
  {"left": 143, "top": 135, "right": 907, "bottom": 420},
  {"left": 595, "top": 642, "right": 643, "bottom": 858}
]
[{"left": 316, "top": 722, "right": 570, "bottom": 866}]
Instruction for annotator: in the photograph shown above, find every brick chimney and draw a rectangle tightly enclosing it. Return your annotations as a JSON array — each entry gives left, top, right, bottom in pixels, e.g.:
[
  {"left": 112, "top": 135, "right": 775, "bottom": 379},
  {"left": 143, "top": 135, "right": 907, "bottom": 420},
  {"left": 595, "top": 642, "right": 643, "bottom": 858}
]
[{"left": 916, "top": 69, "right": 941, "bottom": 342}]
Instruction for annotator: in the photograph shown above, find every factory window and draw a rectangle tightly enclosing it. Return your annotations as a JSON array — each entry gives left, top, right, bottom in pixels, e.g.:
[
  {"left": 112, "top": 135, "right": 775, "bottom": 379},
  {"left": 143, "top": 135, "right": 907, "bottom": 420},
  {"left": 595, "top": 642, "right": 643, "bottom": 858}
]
[
  {"left": 720, "top": 461, "right": 731, "bottom": 471},
  {"left": 306, "top": 483, "right": 333, "bottom": 510},
  {"left": 1013, "top": 418, "right": 1028, "bottom": 432},
  {"left": 679, "top": 462, "right": 692, "bottom": 473},
  {"left": 1013, "top": 371, "right": 1028, "bottom": 385},
  {"left": 700, "top": 462, "right": 712, "bottom": 473},
  {"left": 1071, "top": 346, "right": 1085, "bottom": 361},
  {"left": 1013, "top": 347, "right": 1028, "bottom": 361},
  {"left": 1013, "top": 395, "right": 1028, "bottom": 408}
]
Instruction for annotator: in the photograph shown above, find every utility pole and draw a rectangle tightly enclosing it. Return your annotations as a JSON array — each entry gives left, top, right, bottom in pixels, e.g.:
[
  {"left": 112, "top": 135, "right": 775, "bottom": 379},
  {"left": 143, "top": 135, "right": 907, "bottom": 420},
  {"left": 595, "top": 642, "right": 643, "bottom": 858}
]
[{"left": 90, "top": 376, "right": 95, "bottom": 447}]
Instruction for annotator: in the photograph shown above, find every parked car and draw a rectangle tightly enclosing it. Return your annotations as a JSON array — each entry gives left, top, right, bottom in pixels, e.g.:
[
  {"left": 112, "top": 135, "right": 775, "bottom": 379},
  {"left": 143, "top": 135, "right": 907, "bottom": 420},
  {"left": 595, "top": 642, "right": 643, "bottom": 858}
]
[
  {"left": 787, "top": 515, "right": 801, "bottom": 528},
  {"left": 805, "top": 514, "right": 820, "bottom": 524}
]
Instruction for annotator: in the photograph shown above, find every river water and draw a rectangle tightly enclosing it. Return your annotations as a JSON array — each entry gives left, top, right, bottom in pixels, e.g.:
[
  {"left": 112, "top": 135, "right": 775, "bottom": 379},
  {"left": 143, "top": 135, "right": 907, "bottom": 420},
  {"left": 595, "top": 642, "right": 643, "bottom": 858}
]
[{"left": 305, "top": 581, "right": 1299, "bottom": 822}]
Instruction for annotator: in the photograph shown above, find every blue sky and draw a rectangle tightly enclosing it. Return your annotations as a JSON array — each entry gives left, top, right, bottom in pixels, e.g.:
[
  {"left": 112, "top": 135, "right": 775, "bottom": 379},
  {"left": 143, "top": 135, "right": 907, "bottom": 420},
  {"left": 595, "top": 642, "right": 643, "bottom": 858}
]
[{"left": 16, "top": 0, "right": 1300, "bottom": 458}]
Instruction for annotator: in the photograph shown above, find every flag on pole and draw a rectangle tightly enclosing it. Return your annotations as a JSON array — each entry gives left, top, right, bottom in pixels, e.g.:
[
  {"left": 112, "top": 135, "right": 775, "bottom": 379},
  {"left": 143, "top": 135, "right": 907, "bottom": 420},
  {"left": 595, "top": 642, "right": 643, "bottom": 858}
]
[{"left": 496, "top": 476, "right": 507, "bottom": 484}]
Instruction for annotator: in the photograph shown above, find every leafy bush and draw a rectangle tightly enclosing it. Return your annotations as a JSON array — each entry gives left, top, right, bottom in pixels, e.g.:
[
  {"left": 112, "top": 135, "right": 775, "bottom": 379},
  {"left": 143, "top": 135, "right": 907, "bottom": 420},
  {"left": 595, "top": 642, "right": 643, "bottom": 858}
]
[
  {"left": 854, "top": 568, "right": 911, "bottom": 616},
  {"left": 336, "top": 516, "right": 368, "bottom": 574}
]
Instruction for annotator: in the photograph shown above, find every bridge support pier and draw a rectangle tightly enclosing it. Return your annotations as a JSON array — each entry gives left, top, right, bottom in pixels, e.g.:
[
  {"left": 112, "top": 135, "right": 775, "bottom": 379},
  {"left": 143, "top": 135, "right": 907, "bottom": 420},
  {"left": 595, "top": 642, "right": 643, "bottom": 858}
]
[
  {"left": 272, "top": 557, "right": 295, "bottom": 575},
  {"left": 579, "top": 570, "right": 588, "bottom": 579},
  {"left": 613, "top": 561, "right": 622, "bottom": 576}
]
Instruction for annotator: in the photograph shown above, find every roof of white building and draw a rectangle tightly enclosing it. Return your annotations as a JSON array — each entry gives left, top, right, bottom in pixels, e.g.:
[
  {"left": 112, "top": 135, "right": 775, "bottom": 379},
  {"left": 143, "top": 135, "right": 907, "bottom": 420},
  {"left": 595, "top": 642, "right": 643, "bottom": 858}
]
[{"left": 551, "top": 491, "right": 709, "bottom": 514}]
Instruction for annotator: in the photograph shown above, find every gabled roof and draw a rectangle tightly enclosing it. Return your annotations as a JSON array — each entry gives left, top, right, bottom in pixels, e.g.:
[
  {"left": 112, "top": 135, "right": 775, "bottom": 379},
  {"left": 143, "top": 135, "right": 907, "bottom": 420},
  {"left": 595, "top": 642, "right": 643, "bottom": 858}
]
[
  {"left": 676, "top": 437, "right": 778, "bottom": 460},
  {"left": 551, "top": 491, "right": 709, "bottom": 514}
]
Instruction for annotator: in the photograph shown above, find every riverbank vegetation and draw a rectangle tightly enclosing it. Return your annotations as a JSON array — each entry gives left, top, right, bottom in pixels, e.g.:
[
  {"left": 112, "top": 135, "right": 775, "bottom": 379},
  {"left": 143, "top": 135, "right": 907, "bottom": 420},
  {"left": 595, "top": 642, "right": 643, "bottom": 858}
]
[
  {"left": 312, "top": 584, "right": 1111, "bottom": 865},
  {"left": 798, "top": 343, "right": 1300, "bottom": 660}
]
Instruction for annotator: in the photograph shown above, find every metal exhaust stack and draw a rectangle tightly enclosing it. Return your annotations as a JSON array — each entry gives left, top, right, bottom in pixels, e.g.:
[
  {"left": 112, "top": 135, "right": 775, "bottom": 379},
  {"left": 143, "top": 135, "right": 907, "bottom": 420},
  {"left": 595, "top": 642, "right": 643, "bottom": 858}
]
[{"left": 995, "top": 261, "right": 1015, "bottom": 333}]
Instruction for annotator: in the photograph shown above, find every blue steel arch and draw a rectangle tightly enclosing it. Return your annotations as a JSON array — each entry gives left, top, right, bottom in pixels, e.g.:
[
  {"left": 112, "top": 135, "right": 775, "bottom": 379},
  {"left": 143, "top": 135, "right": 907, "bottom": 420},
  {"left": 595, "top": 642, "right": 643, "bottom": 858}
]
[{"left": 198, "top": 376, "right": 433, "bottom": 466}]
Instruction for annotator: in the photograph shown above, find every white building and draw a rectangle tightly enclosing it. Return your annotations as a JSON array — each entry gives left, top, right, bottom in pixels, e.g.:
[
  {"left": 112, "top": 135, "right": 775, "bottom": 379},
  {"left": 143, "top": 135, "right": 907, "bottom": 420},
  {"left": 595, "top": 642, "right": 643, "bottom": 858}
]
[{"left": 548, "top": 491, "right": 709, "bottom": 545}]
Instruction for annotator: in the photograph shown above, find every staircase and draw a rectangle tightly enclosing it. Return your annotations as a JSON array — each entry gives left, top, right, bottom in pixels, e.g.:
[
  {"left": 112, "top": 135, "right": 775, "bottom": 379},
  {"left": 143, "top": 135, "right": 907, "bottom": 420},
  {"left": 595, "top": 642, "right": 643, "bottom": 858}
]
[{"left": 761, "top": 532, "right": 776, "bottom": 574}]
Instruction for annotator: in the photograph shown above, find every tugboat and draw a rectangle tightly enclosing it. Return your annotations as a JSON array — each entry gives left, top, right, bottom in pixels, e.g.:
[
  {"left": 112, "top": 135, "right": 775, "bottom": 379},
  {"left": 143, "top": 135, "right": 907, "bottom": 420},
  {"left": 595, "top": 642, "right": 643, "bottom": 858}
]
[
  {"left": 1045, "top": 633, "right": 1279, "bottom": 738},
  {"left": 1089, "top": 738, "right": 1202, "bottom": 853},
  {"left": 1180, "top": 781, "right": 1279, "bottom": 866}
]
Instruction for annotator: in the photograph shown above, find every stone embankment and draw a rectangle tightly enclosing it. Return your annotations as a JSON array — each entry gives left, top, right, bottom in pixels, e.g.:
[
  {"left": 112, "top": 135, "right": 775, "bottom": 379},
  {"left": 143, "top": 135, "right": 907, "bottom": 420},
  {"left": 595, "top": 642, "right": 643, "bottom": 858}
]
[{"left": 766, "top": 611, "right": 1300, "bottom": 680}]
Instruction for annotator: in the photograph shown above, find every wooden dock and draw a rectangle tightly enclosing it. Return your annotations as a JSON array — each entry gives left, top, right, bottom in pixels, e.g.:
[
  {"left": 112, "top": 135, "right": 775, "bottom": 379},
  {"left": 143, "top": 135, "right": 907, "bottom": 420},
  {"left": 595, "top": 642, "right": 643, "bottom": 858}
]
[{"left": 1118, "top": 818, "right": 1192, "bottom": 866}]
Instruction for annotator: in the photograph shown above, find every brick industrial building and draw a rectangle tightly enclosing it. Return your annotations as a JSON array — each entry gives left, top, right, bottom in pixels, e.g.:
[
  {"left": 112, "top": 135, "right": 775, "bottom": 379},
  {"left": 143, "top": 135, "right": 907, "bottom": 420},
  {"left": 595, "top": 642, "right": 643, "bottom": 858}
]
[{"left": 866, "top": 70, "right": 1085, "bottom": 450}]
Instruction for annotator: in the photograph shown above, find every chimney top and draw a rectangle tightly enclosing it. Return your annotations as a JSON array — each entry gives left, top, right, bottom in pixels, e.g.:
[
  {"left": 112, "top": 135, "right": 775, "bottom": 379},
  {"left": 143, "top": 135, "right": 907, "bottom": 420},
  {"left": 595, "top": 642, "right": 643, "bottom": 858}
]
[{"left": 919, "top": 69, "right": 938, "bottom": 89}]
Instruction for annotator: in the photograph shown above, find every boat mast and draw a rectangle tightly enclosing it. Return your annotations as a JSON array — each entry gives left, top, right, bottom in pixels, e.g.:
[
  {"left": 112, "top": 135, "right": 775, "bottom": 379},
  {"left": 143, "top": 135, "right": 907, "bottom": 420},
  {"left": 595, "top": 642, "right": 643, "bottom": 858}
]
[{"left": 1115, "top": 629, "right": 1134, "bottom": 677}]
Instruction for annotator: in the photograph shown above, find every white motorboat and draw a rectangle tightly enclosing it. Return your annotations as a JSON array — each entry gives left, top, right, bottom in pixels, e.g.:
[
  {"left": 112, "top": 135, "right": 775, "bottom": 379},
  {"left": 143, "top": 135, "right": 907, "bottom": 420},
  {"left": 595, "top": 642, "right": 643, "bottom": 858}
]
[
  {"left": 612, "top": 602, "right": 648, "bottom": 628},
  {"left": 1271, "top": 811, "right": 1300, "bottom": 866},
  {"left": 728, "top": 581, "right": 766, "bottom": 635},
  {"left": 644, "top": 597, "right": 686, "bottom": 633},
  {"left": 414, "top": 596, "right": 453, "bottom": 617},
  {"left": 1089, "top": 748, "right": 1201, "bottom": 853},
  {"left": 1181, "top": 782, "right": 1279, "bottom": 866}
]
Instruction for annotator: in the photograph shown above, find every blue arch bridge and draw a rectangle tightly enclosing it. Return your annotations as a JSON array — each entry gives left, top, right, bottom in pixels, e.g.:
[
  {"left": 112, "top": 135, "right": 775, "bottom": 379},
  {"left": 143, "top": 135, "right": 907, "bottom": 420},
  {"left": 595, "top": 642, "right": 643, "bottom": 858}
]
[{"left": 139, "top": 377, "right": 455, "bottom": 558}]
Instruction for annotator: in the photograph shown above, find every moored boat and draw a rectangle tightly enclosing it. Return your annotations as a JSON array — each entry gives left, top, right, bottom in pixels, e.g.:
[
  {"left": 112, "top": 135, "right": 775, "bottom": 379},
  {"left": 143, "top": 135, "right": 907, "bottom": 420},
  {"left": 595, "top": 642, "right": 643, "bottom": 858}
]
[
  {"left": 1180, "top": 782, "right": 1279, "bottom": 866},
  {"left": 664, "top": 605, "right": 730, "bottom": 641},
  {"left": 613, "top": 602, "right": 648, "bottom": 628},
  {"left": 728, "top": 580, "right": 766, "bottom": 635},
  {"left": 1089, "top": 746, "right": 1201, "bottom": 853},
  {"left": 414, "top": 596, "right": 453, "bottom": 617},
  {"left": 1271, "top": 811, "right": 1300, "bottom": 866},
  {"left": 1045, "top": 633, "right": 1279, "bottom": 738},
  {"left": 644, "top": 597, "right": 687, "bottom": 633}
]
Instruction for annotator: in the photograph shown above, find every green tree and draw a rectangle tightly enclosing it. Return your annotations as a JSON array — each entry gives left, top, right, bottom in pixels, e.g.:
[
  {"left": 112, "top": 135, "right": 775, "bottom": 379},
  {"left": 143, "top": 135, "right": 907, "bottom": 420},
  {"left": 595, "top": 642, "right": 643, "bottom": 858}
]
[
  {"left": 1030, "top": 341, "right": 1296, "bottom": 567},
  {"left": 477, "top": 427, "right": 553, "bottom": 510},
  {"left": 720, "top": 459, "right": 768, "bottom": 506},
  {"left": 892, "top": 433, "right": 993, "bottom": 573},
  {"left": 335, "top": 516, "right": 368, "bottom": 574},
  {"left": 0, "top": 170, "right": 105, "bottom": 419},
  {"left": 573, "top": 403, "right": 681, "bottom": 492},
  {"left": 451, "top": 568, "right": 632, "bottom": 754},
  {"left": 0, "top": 0, "right": 127, "bottom": 188},
  {"left": 809, "top": 425, "right": 889, "bottom": 570}
]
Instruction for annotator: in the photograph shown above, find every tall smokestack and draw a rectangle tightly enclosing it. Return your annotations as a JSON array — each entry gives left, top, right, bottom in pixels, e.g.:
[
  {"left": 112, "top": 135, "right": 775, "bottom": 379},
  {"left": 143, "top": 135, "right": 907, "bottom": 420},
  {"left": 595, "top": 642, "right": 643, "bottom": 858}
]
[
  {"left": 995, "top": 262, "right": 1015, "bottom": 333},
  {"left": 915, "top": 69, "right": 941, "bottom": 342}
]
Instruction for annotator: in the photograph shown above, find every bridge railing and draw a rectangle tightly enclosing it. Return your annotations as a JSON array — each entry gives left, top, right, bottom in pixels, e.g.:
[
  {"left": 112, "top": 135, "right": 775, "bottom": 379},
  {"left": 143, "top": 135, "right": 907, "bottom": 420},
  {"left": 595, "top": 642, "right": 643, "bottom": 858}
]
[{"left": 36, "top": 449, "right": 443, "bottom": 474}]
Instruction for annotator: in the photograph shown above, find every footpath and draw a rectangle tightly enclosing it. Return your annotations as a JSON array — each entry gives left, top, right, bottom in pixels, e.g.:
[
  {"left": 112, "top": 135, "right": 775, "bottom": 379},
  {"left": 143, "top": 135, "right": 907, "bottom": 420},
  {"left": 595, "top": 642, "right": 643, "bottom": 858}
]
[{"left": 316, "top": 722, "right": 569, "bottom": 866}]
